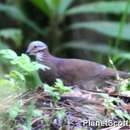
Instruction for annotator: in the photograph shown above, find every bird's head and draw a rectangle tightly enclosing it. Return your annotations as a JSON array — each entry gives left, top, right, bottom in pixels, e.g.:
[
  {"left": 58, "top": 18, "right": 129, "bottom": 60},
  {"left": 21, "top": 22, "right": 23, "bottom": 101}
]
[{"left": 26, "top": 41, "right": 48, "bottom": 56}]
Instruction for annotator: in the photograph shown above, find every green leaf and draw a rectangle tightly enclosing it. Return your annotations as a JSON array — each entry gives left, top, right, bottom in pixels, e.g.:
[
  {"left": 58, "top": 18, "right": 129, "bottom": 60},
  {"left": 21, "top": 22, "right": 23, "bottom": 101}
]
[
  {"left": 0, "top": 41, "right": 9, "bottom": 49},
  {"left": 0, "top": 28, "right": 22, "bottom": 47},
  {"left": 32, "top": 0, "right": 73, "bottom": 17},
  {"left": 58, "top": 0, "right": 74, "bottom": 15},
  {"left": 9, "top": 70, "right": 25, "bottom": 82},
  {"left": 0, "top": 49, "right": 17, "bottom": 60},
  {"left": 55, "top": 79, "right": 64, "bottom": 86},
  {"left": 11, "top": 54, "right": 30, "bottom": 68},
  {"left": 0, "top": 49, "right": 46, "bottom": 90},
  {"left": 115, "top": 109, "right": 125, "bottom": 120},
  {"left": 31, "top": 0, "right": 50, "bottom": 16},
  {"left": 63, "top": 41, "right": 130, "bottom": 60},
  {"left": 67, "top": 1, "right": 130, "bottom": 15},
  {"left": 69, "top": 22, "right": 130, "bottom": 40},
  {"left": 123, "top": 112, "right": 130, "bottom": 121},
  {"left": 0, "top": 4, "right": 43, "bottom": 34},
  {"left": 53, "top": 0, "right": 61, "bottom": 8},
  {"left": 45, "top": 0, "right": 56, "bottom": 11},
  {"left": 25, "top": 103, "right": 34, "bottom": 130},
  {"left": 0, "top": 49, "right": 49, "bottom": 72},
  {"left": 50, "top": 0, "right": 61, "bottom": 9},
  {"left": 33, "top": 110, "right": 42, "bottom": 117},
  {"left": 45, "top": 0, "right": 62, "bottom": 11},
  {"left": 44, "top": 84, "right": 55, "bottom": 93},
  {"left": 43, "top": 84, "right": 60, "bottom": 101},
  {"left": 55, "top": 109, "right": 66, "bottom": 120},
  {"left": 0, "top": 79, "right": 19, "bottom": 100},
  {"left": 11, "top": 54, "right": 49, "bottom": 72},
  {"left": 55, "top": 79, "right": 71, "bottom": 94},
  {"left": 9, "top": 100, "right": 23, "bottom": 119}
]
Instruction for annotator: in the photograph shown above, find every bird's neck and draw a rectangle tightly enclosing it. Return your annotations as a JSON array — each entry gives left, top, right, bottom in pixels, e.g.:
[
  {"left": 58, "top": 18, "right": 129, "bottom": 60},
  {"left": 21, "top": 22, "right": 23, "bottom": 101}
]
[{"left": 36, "top": 49, "right": 53, "bottom": 63}]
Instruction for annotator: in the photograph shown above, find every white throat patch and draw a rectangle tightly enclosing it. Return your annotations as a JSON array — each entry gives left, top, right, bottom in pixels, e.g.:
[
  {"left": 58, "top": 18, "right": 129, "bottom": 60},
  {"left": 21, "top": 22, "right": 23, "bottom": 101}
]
[{"left": 36, "top": 52, "right": 44, "bottom": 62}]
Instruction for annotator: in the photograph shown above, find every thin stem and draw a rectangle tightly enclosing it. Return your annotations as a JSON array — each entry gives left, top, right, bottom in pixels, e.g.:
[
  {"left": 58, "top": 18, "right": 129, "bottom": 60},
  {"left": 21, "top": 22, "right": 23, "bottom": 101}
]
[
  {"left": 113, "top": 0, "right": 130, "bottom": 63},
  {"left": 115, "top": 0, "right": 130, "bottom": 49}
]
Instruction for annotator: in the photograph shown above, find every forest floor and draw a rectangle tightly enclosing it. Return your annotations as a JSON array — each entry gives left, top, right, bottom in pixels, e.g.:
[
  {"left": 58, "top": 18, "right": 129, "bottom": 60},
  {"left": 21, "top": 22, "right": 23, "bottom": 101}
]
[{"left": 14, "top": 82, "right": 130, "bottom": 130}]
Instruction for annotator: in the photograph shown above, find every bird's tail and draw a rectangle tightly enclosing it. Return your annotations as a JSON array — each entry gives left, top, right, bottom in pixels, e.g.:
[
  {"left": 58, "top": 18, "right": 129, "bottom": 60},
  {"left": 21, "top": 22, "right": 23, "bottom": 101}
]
[{"left": 101, "top": 68, "right": 130, "bottom": 79}]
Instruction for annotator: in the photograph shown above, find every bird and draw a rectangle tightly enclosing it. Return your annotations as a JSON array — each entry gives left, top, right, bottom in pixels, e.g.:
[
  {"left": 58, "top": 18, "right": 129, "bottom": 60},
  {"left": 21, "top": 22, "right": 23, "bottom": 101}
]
[{"left": 26, "top": 41, "right": 130, "bottom": 90}]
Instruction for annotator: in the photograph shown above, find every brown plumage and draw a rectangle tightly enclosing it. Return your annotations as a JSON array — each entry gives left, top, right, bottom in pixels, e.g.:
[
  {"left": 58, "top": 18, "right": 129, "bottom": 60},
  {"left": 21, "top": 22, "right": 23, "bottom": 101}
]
[{"left": 26, "top": 41, "right": 130, "bottom": 90}]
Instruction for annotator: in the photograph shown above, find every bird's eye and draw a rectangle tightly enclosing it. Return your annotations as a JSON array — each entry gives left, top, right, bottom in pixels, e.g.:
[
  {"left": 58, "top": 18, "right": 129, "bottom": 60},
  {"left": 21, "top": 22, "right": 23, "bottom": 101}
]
[{"left": 34, "top": 46, "right": 37, "bottom": 48}]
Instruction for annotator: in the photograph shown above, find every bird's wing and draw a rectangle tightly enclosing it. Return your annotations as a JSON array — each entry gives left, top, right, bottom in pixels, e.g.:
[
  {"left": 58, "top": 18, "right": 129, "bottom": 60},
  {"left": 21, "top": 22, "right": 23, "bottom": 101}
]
[{"left": 57, "top": 58, "right": 106, "bottom": 81}]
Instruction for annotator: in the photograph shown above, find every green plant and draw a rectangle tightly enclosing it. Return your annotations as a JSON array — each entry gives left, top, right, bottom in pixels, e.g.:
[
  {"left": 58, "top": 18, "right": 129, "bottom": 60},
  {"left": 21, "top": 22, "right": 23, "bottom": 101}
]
[
  {"left": 1, "top": 1, "right": 130, "bottom": 57},
  {"left": 0, "top": 95, "right": 23, "bottom": 130},
  {"left": 108, "top": 57, "right": 130, "bottom": 93},
  {"left": 51, "top": 109, "right": 66, "bottom": 129},
  {"left": 0, "top": 3, "right": 43, "bottom": 34},
  {"left": 0, "top": 112, "right": 16, "bottom": 130},
  {"left": 25, "top": 102, "right": 35, "bottom": 130},
  {"left": 44, "top": 79, "right": 72, "bottom": 103},
  {"left": 102, "top": 94, "right": 121, "bottom": 110},
  {"left": 102, "top": 93, "right": 130, "bottom": 121},
  {"left": 0, "top": 49, "right": 49, "bottom": 90},
  {"left": 9, "top": 100, "right": 24, "bottom": 119},
  {"left": 30, "top": 0, "right": 130, "bottom": 55},
  {"left": 2, "top": 100, "right": 43, "bottom": 130},
  {"left": 0, "top": 28, "right": 23, "bottom": 48}
]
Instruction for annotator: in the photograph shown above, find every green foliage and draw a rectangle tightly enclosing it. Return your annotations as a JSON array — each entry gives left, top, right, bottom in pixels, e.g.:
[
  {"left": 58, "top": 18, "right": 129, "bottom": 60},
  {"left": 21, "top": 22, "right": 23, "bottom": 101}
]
[
  {"left": 0, "top": 112, "right": 16, "bottom": 130},
  {"left": 57, "top": 0, "right": 74, "bottom": 16},
  {"left": 0, "top": 49, "right": 49, "bottom": 89},
  {"left": 9, "top": 70, "right": 25, "bottom": 87},
  {"left": 108, "top": 58, "right": 130, "bottom": 93},
  {"left": 1, "top": 0, "right": 130, "bottom": 60},
  {"left": 63, "top": 41, "right": 130, "bottom": 60},
  {"left": 0, "top": 28, "right": 23, "bottom": 47},
  {"left": 54, "top": 79, "right": 72, "bottom": 94},
  {"left": 31, "top": 0, "right": 50, "bottom": 16},
  {"left": 9, "top": 100, "right": 23, "bottom": 119},
  {"left": 115, "top": 109, "right": 130, "bottom": 121},
  {"left": 0, "top": 3, "right": 43, "bottom": 34},
  {"left": 0, "top": 79, "right": 19, "bottom": 102},
  {"left": 29, "top": 0, "right": 130, "bottom": 62},
  {"left": 44, "top": 79, "right": 72, "bottom": 103},
  {"left": 0, "top": 28, "right": 22, "bottom": 52},
  {"left": 51, "top": 108, "right": 66, "bottom": 127},
  {"left": 18, "top": 102, "right": 42, "bottom": 130},
  {"left": 115, "top": 0, "right": 130, "bottom": 49},
  {"left": 44, "top": 84, "right": 60, "bottom": 101},
  {"left": 10, "top": 53, "right": 49, "bottom": 73},
  {"left": 102, "top": 94, "right": 120, "bottom": 110},
  {"left": 118, "top": 79, "right": 130, "bottom": 93},
  {"left": 0, "top": 92, "right": 22, "bottom": 130},
  {"left": 67, "top": 1, "right": 130, "bottom": 15},
  {"left": 24, "top": 103, "right": 34, "bottom": 130},
  {"left": 69, "top": 22, "right": 130, "bottom": 41},
  {"left": 0, "top": 1, "right": 130, "bottom": 129},
  {"left": 0, "top": 41, "right": 9, "bottom": 50},
  {"left": 102, "top": 94, "right": 130, "bottom": 121},
  {"left": 54, "top": 109, "right": 66, "bottom": 120},
  {"left": 0, "top": 49, "right": 17, "bottom": 60},
  {"left": 31, "top": 0, "right": 74, "bottom": 16}
]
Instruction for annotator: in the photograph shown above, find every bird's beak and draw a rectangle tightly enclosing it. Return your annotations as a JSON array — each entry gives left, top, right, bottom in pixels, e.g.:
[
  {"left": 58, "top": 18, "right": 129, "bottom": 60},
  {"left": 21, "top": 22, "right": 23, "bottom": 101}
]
[
  {"left": 26, "top": 48, "right": 31, "bottom": 55},
  {"left": 26, "top": 48, "right": 37, "bottom": 56},
  {"left": 26, "top": 50, "right": 30, "bottom": 55}
]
